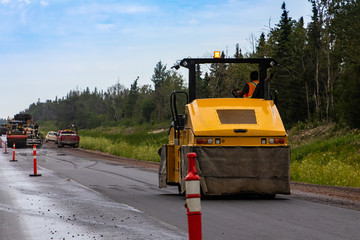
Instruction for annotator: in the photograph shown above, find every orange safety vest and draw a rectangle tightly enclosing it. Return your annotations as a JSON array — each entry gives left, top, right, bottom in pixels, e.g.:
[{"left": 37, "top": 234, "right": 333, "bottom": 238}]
[{"left": 244, "top": 80, "right": 258, "bottom": 98}]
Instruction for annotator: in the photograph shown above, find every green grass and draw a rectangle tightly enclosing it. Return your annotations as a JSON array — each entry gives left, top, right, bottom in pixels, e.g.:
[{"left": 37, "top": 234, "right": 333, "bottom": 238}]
[
  {"left": 78, "top": 127, "right": 168, "bottom": 162},
  {"left": 37, "top": 121, "right": 60, "bottom": 139},
  {"left": 290, "top": 132, "right": 360, "bottom": 187}
]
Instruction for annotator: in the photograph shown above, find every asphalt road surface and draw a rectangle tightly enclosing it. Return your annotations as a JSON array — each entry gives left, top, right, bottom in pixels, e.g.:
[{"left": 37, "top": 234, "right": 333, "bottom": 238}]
[{"left": 1, "top": 141, "right": 360, "bottom": 240}]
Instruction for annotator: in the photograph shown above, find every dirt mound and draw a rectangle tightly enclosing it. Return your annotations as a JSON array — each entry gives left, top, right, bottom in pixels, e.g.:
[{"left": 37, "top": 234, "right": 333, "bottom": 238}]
[{"left": 288, "top": 122, "right": 348, "bottom": 147}]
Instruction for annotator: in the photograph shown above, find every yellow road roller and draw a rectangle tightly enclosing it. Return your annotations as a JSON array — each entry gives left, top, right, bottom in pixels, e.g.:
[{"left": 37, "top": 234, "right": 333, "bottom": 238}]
[{"left": 158, "top": 55, "right": 290, "bottom": 197}]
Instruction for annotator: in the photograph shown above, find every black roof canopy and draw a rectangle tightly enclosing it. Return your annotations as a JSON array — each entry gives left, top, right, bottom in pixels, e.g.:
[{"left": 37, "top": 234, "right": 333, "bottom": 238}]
[{"left": 173, "top": 58, "right": 277, "bottom": 102}]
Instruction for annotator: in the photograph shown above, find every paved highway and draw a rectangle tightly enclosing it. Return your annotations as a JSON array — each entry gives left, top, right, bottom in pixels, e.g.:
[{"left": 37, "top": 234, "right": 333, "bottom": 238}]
[{"left": 1, "top": 142, "right": 360, "bottom": 239}]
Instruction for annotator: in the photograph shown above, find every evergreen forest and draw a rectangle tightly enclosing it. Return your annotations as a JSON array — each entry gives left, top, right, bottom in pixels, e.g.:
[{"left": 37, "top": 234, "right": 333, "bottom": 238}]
[{"left": 22, "top": 1, "right": 360, "bottom": 130}]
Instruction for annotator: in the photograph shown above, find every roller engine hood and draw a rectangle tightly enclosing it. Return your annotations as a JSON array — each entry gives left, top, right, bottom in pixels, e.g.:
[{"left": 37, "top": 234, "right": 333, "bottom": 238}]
[{"left": 186, "top": 98, "right": 286, "bottom": 137}]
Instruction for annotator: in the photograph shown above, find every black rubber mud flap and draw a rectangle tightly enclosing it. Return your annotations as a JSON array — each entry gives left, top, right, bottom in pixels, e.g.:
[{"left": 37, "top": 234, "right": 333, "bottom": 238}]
[{"left": 158, "top": 145, "right": 167, "bottom": 188}]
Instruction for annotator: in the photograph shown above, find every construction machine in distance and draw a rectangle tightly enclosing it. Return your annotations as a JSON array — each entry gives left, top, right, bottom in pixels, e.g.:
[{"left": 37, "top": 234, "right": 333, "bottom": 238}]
[
  {"left": 25, "top": 122, "right": 42, "bottom": 147},
  {"left": 158, "top": 53, "right": 290, "bottom": 197},
  {"left": 7, "top": 114, "right": 42, "bottom": 148},
  {"left": 7, "top": 115, "right": 28, "bottom": 148}
]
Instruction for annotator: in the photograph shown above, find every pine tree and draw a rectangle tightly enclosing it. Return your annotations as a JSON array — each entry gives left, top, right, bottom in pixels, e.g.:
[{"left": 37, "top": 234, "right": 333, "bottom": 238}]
[
  {"left": 125, "top": 77, "right": 139, "bottom": 119},
  {"left": 151, "top": 61, "right": 169, "bottom": 121},
  {"left": 332, "top": 0, "right": 360, "bottom": 127},
  {"left": 256, "top": 33, "right": 267, "bottom": 58}
]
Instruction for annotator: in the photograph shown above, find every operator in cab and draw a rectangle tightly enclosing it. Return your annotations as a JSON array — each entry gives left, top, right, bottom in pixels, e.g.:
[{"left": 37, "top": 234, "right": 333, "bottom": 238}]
[
  {"left": 233, "top": 71, "right": 273, "bottom": 98},
  {"left": 233, "top": 71, "right": 259, "bottom": 98}
]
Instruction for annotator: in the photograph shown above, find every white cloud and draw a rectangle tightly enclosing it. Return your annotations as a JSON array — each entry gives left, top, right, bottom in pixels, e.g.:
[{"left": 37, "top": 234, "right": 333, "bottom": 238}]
[
  {"left": 20, "top": 9, "right": 27, "bottom": 23},
  {"left": 1, "top": 0, "right": 11, "bottom": 4},
  {"left": 95, "top": 23, "right": 114, "bottom": 31},
  {"left": 40, "top": 0, "right": 48, "bottom": 7},
  {"left": 18, "top": 0, "right": 30, "bottom": 5},
  {"left": 188, "top": 19, "right": 199, "bottom": 25},
  {"left": 71, "top": 3, "right": 157, "bottom": 15}
]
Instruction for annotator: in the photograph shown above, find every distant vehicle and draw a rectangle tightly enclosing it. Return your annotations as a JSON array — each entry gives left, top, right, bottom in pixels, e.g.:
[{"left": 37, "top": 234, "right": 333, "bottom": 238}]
[
  {"left": 57, "top": 129, "right": 80, "bottom": 148},
  {"left": 45, "top": 131, "right": 57, "bottom": 142},
  {"left": 6, "top": 114, "right": 31, "bottom": 148},
  {"left": 55, "top": 130, "right": 62, "bottom": 144},
  {"left": 5, "top": 114, "right": 42, "bottom": 147}
]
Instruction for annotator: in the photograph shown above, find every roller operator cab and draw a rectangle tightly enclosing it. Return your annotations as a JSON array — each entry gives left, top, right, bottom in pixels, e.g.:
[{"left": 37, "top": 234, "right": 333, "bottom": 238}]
[{"left": 159, "top": 54, "right": 290, "bottom": 197}]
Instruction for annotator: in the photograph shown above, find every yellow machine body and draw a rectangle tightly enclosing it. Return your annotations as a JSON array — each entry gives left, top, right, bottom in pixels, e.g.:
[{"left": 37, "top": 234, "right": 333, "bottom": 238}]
[
  {"left": 159, "top": 98, "right": 290, "bottom": 196},
  {"left": 185, "top": 98, "right": 287, "bottom": 144}
]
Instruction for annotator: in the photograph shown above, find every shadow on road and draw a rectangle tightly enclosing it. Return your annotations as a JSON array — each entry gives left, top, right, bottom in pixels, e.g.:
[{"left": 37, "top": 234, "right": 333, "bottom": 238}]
[{"left": 159, "top": 192, "right": 290, "bottom": 201}]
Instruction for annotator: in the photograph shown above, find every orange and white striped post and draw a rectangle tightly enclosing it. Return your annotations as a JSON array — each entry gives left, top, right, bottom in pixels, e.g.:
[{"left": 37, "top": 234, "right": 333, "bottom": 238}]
[
  {"left": 30, "top": 144, "right": 41, "bottom": 177},
  {"left": 185, "top": 152, "right": 202, "bottom": 240},
  {"left": 10, "top": 143, "right": 17, "bottom": 162},
  {"left": 4, "top": 140, "right": 8, "bottom": 154}
]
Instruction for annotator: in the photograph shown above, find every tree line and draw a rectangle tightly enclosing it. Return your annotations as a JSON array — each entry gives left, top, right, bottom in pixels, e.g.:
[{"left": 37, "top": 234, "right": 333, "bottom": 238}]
[
  {"left": 23, "top": 1, "right": 360, "bottom": 130},
  {"left": 23, "top": 61, "right": 185, "bottom": 129}
]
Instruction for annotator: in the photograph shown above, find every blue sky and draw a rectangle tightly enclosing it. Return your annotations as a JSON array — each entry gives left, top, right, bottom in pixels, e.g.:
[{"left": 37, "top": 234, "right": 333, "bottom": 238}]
[{"left": 0, "top": 0, "right": 312, "bottom": 119}]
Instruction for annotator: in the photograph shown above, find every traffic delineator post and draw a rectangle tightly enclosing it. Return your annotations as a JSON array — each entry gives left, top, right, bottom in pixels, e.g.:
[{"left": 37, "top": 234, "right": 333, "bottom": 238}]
[
  {"left": 30, "top": 144, "right": 41, "bottom": 177},
  {"left": 3, "top": 140, "right": 8, "bottom": 154},
  {"left": 10, "top": 143, "right": 17, "bottom": 162},
  {"left": 185, "top": 152, "right": 202, "bottom": 240}
]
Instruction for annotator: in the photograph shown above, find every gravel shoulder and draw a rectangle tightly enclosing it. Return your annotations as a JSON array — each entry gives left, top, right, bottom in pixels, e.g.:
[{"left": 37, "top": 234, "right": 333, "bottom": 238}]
[{"left": 290, "top": 181, "right": 360, "bottom": 211}]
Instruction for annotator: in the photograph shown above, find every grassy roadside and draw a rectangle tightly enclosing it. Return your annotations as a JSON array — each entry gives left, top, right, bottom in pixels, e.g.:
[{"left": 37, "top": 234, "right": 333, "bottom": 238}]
[
  {"left": 78, "top": 126, "right": 168, "bottom": 162},
  {"left": 38, "top": 122, "right": 169, "bottom": 162},
  {"left": 289, "top": 123, "right": 360, "bottom": 187}
]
